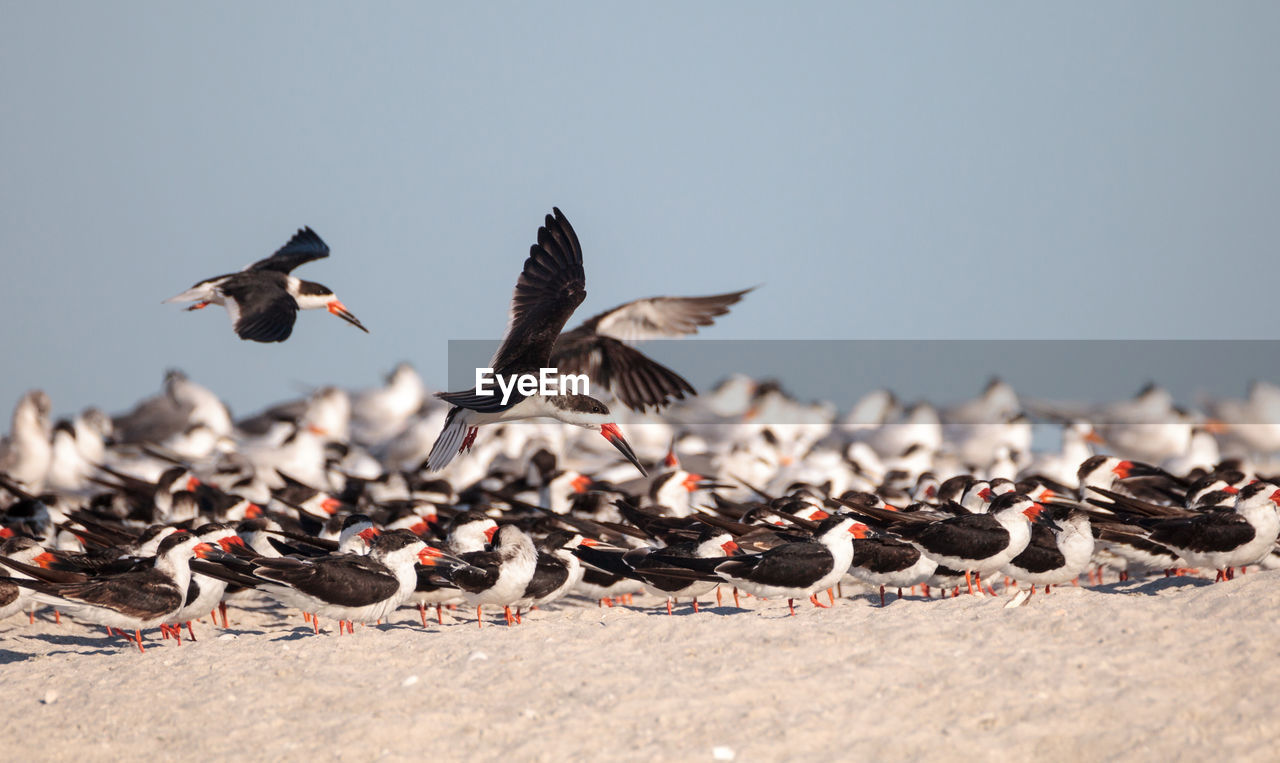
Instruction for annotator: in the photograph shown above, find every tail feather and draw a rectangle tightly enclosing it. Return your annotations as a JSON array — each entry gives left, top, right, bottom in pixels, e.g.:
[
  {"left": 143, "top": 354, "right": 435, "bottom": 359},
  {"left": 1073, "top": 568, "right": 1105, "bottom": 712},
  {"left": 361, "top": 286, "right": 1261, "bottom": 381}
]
[
  {"left": 164, "top": 283, "right": 219, "bottom": 304},
  {"left": 425, "top": 409, "right": 467, "bottom": 472}
]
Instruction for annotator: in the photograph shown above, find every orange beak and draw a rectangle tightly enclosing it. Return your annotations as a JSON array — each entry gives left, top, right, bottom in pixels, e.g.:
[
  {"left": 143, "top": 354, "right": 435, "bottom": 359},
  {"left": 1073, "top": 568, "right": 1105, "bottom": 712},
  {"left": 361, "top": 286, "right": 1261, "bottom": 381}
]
[
  {"left": 193, "top": 542, "right": 216, "bottom": 559},
  {"left": 320, "top": 497, "right": 342, "bottom": 515},
  {"left": 600, "top": 423, "right": 646, "bottom": 477},
  {"left": 327, "top": 300, "right": 369, "bottom": 333},
  {"left": 244, "top": 503, "right": 264, "bottom": 519},
  {"left": 571, "top": 474, "right": 592, "bottom": 494},
  {"left": 483, "top": 526, "right": 498, "bottom": 544},
  {"left": 721, "top": 540, "right": 739, "bottom": 554},
  {"left": 1083, "top": 429, "right": 1105, "bottom": 445}
]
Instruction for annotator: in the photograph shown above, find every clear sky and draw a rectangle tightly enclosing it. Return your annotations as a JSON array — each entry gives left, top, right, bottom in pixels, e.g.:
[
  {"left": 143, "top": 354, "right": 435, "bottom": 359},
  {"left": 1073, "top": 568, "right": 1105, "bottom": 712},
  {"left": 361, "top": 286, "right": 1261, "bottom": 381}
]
[{"left": 3, "top": 3, "right": 1277, "bottom": 420}]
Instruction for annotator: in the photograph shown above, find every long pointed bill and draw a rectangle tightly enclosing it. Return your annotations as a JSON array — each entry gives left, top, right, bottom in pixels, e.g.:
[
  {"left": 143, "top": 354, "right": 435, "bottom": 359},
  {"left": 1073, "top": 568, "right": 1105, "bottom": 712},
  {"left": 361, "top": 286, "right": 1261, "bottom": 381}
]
[
  {"left": 600, "top": 423, "right": 646, "bottom": 477},
  {"left": 327, "top": 300, "right": 369, "bottom": 333}
]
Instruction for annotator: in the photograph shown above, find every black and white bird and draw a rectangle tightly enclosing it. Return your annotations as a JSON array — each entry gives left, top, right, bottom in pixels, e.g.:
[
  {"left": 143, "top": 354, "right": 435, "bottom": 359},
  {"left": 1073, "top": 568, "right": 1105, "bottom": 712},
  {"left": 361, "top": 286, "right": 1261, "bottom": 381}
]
[
  {"left": 234, "top": 529, "right": 435, "bottom": 632},
  {"left": 0, "top": 532, "right": 215, "bottom": 652},
  {"left": 705, "top": 515, "right": 860, "bottom": 616},
  {"left": 165, "top": 226, "right": 368, "bottom": 342},
  {"left": 425, "top": 208, "right": 646, "bottom": 476}
]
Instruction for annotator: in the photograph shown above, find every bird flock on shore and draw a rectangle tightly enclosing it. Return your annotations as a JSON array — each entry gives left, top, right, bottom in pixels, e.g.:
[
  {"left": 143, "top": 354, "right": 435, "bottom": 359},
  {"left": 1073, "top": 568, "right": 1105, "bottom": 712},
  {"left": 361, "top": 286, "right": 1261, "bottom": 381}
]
[{"left": 4, "top": 208, "right": 1280, "bottom": 654}]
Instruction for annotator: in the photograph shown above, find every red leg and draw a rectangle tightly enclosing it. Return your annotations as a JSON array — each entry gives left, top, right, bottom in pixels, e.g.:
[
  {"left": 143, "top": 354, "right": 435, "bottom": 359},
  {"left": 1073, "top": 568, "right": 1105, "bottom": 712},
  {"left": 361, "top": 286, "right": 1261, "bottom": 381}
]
[
  {"left": 808, "top": 593, "right": 829, "bottom": 609},
  {"left": 419, "top": 603, "right": 428, "bottom": 628},
  {"left": 514, "top": 608, "right": 522, "bottom": 625},
  {"left": 964, "top": 571, "right": 974, "bottom": 596},
  {"left": 667, "top": 599, "right": 673, "bottom": 616},
  {"left": 477, "top": 605, "right": 483, "bottom": 629},
  {"left": 692, "top": 599, "right": 700, "bottom": 613},
  {"left": 186, "top": 621, "right": 196, "bottom": 641},
  {"left": 788, "top": 599, "right": 796, "bottom": 616},
  {"left": 879, "top": 585, "right": 886, "bottom": 607},
  {"left": 733, "top": 587, "right": 740, "bottom": 608},
  {"left": 437, "top": 604, "right": 443, "bottom": 626},
  {"left": 312, "top": 615, "right": 319, "bottom": 635},
  {"left": 54, "top": 610, "right": 61, "bottom": 625},
  {"left": 716, "top": 587, "right": 722, "bottom": 607},
  {"left": 135, "top": 630, "right": 146, "bottom": 653},
  {"left": 827, "top": 588, "right": 835, "bottom": 605},
  {"left": 219, "top": 602, "right": 228, "bottom": 627}
]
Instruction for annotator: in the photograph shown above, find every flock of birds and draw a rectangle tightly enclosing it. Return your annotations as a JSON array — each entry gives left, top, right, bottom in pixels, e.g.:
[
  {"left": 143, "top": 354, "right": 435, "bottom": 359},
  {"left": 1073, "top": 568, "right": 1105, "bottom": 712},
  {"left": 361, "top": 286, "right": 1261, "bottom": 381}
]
[{"left": 3, "top": 207, "right": 1280, "bottom": 654}]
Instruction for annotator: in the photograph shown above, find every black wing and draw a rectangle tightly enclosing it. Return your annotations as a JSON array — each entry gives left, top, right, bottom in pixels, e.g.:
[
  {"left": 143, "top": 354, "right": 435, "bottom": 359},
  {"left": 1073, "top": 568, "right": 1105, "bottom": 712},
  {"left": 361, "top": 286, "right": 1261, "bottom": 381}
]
[
  {"left": 58, "top": 573, "right": 184, "bottom": 619},
  {"left": 220, "top": 273, "right": 299, "bottom": 343},
  {"left": 436, "top": 209, "right": 586, "bottom": 412},
  {"left": 490, "top": 208, "right": 587, "bottom": 375},
  {"left": 448, "top": 550, "right": 502, "bottom": 594},
  {"left": 905, "top": 515, "right": 1011, "bottom": 561},
  {"left": 254, "top": 556, "right": 400, "bottom": 607},
  {"left": 1149, "top": 513, "right": 1256, "bottom": 554},
  {"left": 717, "top": 542, "right": 833, "bottom": 588},
  {"left": 522, "top": 556, "right": 570, "bottom": 600},
  {"left": 851, "top": 537, "right": 923, "bottom": 575},
  {"left": 248, "top": 227, "right": 331, "bottom": 274},
  {"left": 1006, "top": 525, "right": 1065, "bottom": 574},
  {"left": 550, "top": 334, "right": 695, "bottom": 412}
]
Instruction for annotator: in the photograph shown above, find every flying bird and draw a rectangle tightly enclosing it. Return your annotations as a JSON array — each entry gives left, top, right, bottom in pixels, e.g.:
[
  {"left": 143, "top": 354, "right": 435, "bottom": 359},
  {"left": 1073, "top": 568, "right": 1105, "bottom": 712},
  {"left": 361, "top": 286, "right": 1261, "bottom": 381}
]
[
  {"left": 165, "top": 227, "right": 368, "bottom": 342},
  {"left": 425, "top": 208, "right": 647, "bottom": 476}
]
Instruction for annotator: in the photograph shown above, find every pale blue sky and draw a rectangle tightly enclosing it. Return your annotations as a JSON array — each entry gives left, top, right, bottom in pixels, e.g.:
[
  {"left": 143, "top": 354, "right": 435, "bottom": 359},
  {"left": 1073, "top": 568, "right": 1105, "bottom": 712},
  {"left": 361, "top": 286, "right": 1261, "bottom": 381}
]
[{"left": 3, "top": 3, "right": 1277, "bottom": 419}]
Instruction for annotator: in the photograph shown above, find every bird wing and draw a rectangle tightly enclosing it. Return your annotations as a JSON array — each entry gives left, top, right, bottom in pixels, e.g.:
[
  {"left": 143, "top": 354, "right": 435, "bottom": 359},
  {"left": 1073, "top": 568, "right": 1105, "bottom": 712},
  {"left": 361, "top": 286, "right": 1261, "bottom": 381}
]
[
  {"left": 56, "top": 574, "right": 184, "bottom": 619},
  {"left": 489, "top": 208, "right": 587, "bottom": 375},
  {"left": 1149, "top": 513, "right": 1256, "bottom": 554},
  {"left": 909, "top": 515, "right": 1011, "bottom": 560},
  {"left": 717, "top": 542, "right": 833, "bottom": 587},
  {"left": 220, "top": 274, "right": 299, "bottom": 343},
  {"left": 573, "top": 288, "right": 753, "bottom": 343},
  {"left": 254, "top": 556, "right": 400, "bottom": 607},
  {"left": 247, "top": 227, "right": 331, "bottom": 274},
  {"left": 550, "top": 334, "right": 695, "bottom": 412}
]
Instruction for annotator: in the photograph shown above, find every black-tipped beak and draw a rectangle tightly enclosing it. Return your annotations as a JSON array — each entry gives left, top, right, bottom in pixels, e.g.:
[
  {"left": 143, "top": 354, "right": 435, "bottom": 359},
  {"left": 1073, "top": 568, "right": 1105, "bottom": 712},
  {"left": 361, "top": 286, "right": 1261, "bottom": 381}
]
[
  {"left": 600, "top": 423, "right": 646, "bottom": 477},
  {"left": 328, "top": 300, "right": 369, "bottom": 333}
]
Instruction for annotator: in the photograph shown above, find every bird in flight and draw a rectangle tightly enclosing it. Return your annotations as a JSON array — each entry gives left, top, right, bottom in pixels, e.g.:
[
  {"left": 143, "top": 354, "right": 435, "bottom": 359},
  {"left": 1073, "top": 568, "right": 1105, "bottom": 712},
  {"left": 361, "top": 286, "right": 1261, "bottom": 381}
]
[{"left": 165, "top": 227, "right": 368, "bottom": 343}]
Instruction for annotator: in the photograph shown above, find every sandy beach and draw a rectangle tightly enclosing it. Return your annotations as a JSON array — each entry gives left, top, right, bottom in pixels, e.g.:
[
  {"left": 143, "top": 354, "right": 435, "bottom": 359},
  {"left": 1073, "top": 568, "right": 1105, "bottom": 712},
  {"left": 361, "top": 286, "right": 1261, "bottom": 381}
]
[{"left": 4, "top": 570, "right": 1276, "bottom": 762}]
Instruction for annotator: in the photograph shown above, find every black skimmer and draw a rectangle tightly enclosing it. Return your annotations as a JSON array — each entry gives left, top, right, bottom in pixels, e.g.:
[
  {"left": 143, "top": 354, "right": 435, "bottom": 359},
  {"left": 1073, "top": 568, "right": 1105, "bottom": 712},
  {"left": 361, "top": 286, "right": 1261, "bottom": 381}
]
[
  {"left": 0, "top": 532, "right": 215, "bottom": 652},
  {"left": 549, "top": 288, "right": 752, "bottom": 412},
  {"left": 0, "top": 536, "right": 46, "bottom": 621},
  {"left": 406, "top": 512, "right": 496, "bottom": 626},
  {"left": 513, "top": 531, "right": 596, "bottom": 614},
  {"left": 1100, "top": 481, "right": 1280, "bottom": 581},
  {"left": 239, "top": 529, "right": 435, "bottom": 632},
  {"left": 165, "top": 226, "right": 368, "bottom": 342},
  {"left": 675, "top": 515, "right": 859, "bottom": 616},
  {"left": 447, "top": 524, "right": 539, "bottom": 627},
  {"left": 574, "top": 527, "right": 738, "bottom": 615},
  {"left": 424, "top": 208, "right": 647, "bottom": 477},
  {"left": 844, "top": 492, "right": 1043, "bottom": 595},
  {"left": 844, "top": 524, "right": 938, "bottom": 606},
  {"left": 164, "top": 523, "right": 251, "bottom": 638},
  {"left": 1002, "top": 507, "right": 1094, "bottom": 594}
]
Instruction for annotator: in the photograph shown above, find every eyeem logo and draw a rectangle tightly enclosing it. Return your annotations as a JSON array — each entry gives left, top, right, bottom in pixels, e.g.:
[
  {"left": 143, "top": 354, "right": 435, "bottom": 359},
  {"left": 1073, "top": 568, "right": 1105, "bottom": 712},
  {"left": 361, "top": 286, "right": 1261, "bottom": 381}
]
[{"left": 475, "top": 368, "right": 590, "bottom": 405}]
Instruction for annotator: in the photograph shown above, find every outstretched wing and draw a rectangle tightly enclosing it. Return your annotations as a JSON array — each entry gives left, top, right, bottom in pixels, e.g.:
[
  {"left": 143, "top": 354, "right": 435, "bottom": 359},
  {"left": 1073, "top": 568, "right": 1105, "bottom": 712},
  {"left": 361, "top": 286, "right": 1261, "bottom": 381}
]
[
  {"left": 572, "top": 288, "right": 753, "bottom": 342},
  {"left": 489, "top": 208, "right": 587, "bottom": 375},
  {"left": 248, "top": 227, "right": 331, "bottom": 274},
  {"left": 551, "top": 334, "right": 695, "bottom": 412},
  {"left": 550, "top": 288, "right": 751, "bottom": 411}
]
